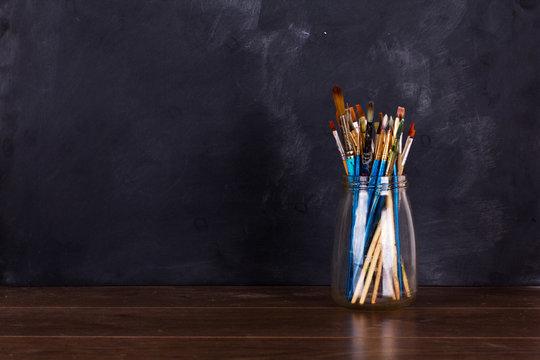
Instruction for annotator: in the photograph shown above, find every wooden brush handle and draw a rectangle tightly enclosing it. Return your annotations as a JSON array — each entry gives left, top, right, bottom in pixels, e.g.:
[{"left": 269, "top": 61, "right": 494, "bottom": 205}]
[
  {"left": 371, "top": 251, "right": 384, "bottom": 304},
  {"left": 359, "top": 242, "right": 382, "bottom": 304},
  {"left": 397, "top": 153, "right": 404, "bottom": 176},
  {"left": 401, "top": 260, "right": 411, "bottom": 297},
  {"left": 350, "top": 224, "right": 382, "bottom": 303},
  {"left": 392, "top": 249, "right": 400, "bottom": 300},
  {"left": 349, "top": 131, "right": 360, "bottom": 155}
]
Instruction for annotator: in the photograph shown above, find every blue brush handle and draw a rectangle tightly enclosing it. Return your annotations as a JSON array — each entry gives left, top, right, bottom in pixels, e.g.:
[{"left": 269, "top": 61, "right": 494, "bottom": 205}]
[
  {"left": 361, "top": 152, "right": 371, "bottom": 176},
  {"left": 345, "top": 156, "right": 360, "bottom": 300},
  {"left": 355, "top": 155, "right": 361, "bottom": 177},
  {"left": 346, "top": 158, "right": 355, "bottom": 178},
  {"left": 347, "top": 162, "right": 388, "bottom": 299},
  {"left": 393, "top": 164, "right": 402, "bottom": 293},
  {"left": 367, "top": 159, "right": 380, "bottom": 210},
  {"left": 365, "top": 159, "right": 387, "bottom": 248},
  {"left": 348, "top": 185, "right": 386, "bottom": 298}
]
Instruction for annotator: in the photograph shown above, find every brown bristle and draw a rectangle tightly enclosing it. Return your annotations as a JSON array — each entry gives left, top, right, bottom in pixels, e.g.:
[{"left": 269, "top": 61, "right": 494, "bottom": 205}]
[
  {"left": 408, "top": 122, "right": 415, "bottom": 137},
  {"left": 356, "top": 105, "right": 365, "bottom": 118},
  {"left": 335, "top": 111, "right": 341, "bottom": 127},
  {"left": 378, "top": 112, "right": 384, "bottom": 122},
  {"left": 349, "top": 107, "right": 357, "bottom": 121},
  {"left": 332, "top": 85, "right": 345, "bottom": 116},
  {"left": 329, "top": 121, "right": 336, "bottom": 132}
]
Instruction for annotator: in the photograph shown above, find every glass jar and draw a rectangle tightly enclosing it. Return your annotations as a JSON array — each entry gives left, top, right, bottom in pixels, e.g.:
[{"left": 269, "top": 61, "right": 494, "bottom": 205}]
[{"left": 331, "top": 175, "right": 416, "bottom": 309}]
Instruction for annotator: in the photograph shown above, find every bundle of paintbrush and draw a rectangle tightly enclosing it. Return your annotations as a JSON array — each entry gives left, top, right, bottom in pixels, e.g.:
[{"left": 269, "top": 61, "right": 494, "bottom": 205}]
[{"left": 329, "top": 85, "right": 416, "bottom": 304}]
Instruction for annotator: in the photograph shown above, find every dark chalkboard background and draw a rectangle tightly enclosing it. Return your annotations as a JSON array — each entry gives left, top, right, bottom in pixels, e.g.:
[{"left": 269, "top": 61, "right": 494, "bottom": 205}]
[{"left": 0, "top": 0, "right": 538, "bottom": 285}]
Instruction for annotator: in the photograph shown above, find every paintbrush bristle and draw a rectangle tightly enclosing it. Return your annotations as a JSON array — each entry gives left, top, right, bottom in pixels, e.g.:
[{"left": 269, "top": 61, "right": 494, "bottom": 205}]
[
  {"left": 332, "top": 85, "right": 345, "bottom": 116},
  {"left": 372, "top": 112, "right": 380, "bottom": 133},
  {"left": 408, "top": 122, "right": 415, "bottom": 137},
  {"left": 397, "top": 106, "right": 405, "bottom": 119},
  {"left": 329, "top": 121, "right": 336, "bottom": 132},
  {"left": 382, "top": 115, "right": 388, "bottom": 130},
  {"left": 346, "top": 108, "right": 356, "bottom": 131},
  {"left": 388, "top": 116, "right": 394, "bottom": 129},
  {"left": 367, "top": 101, "right": 374, "bottom": 122},
  {"left": 356, "top": 105, "right": 365, "bottom": 119},
  {"left": 349, "top": 107, "right": 357, "bottom": 121}
]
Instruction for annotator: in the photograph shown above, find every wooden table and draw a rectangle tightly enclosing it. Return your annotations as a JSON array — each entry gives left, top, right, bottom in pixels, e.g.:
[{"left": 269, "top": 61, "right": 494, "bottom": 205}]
[{"left": 0, "top": 286, "right": 538, "bottom": 359}]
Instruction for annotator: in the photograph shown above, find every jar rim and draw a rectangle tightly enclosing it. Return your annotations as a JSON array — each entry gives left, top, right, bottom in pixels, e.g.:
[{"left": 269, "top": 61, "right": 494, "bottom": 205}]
[{"left": 341, "top": 175, "right": 408, "bottom": 190}]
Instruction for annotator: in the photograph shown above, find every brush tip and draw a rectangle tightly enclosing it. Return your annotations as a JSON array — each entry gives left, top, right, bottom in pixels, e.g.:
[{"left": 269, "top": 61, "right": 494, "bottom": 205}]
[
  {"left": 329, "top": 121, "right": 336, "bottom": 132},
  {"left": 349, "top": 107, "right": 357, "bottom": 121},
  {"left": 356, "top": 105, "right": 365, "bottom": 118},
  {"left": 332, "top": 85, "right": 345, "bottom": 116},
  {"left": 367, "top": 101, "right": 374, "bottom": 122},
  {"left": 408, "top": 122, "right": 415, "bottom": 137},
  {"left": 397, "top": 106, "right": 405, "bottom": 118},
  {"left": 382, "top": 115, "right": 388, "bottom": 130}
]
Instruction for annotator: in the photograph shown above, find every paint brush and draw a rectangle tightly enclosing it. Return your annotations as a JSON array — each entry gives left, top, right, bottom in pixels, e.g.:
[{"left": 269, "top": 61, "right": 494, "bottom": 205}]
[
  {"left": 351, "top": 105, "right": 366, "bottom": 155},
  {"left": 397, "top": 107, "right": 405, "bottom": 153},
  {"left": 332, "top": 85, "right": 346, "bottom": 117},
  {"left": 331, "top": 89, "right": 358, "bottom": 299},
  {"left": 349, "top": 106, "right": 359, "bottom": 135},
  {"left": 371, "top": 250, "right": 383, "bottom": 303},
  {"left": 329, "top": 121, "right": 348, "bottom": 174},
  {"left": 359, "top": 240, "right": 382, "bottom": 304},
  {"left": 401, "top": 259, "right": 411, "bottom": 297},
  {"left": 356, "top": 105, "right": 366, "bottom": 136},
  {"left": 388, "top": 116, "right": 394, "bottom": 134},
  {"left": 375, "top": 112, "right": 382, "bottom": 134},
  {"left": 385, "top": 120, "right": 404, "bottom": 176},
  {"left": 348, "top": 106, "right": 362, "bottom": 176},
  {"left": 374, "top": 113, "right": 384, "bottom": 155},
  {"left": 397, "top": 122, "right": 415, "bottom": 176},
  {"left": 332, "top": 85, "right": 355, "bottom": 175},
  {"left": 360, "top": 102, "right": 374, "bottom": 175},
  {"left": 345, "top": 109, "right": 360, "bottom": 156},
  {"left": 382, "top": 119, "right": 404, "bottom": 294},
  {"left": 361, "top": 117, "right": 391, "bottom": 253}
]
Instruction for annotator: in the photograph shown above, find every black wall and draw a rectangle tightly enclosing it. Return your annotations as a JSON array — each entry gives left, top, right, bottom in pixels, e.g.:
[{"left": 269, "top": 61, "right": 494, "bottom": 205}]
[{"left": 0, "top": 0, "right": 538, "bottom": 285}]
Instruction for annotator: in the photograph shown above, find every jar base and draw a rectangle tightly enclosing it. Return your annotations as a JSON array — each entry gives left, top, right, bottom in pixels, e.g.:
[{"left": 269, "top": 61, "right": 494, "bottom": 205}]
[{"left": 331, "top": 290, "right": 417, "bottom": 310}]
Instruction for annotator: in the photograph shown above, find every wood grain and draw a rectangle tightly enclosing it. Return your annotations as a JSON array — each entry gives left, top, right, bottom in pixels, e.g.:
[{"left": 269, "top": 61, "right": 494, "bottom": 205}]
[
  {"left": 0, "top": 286, "right": 538, "bottom": 359},
  {"left": 1, "top": 286, "right": 538, "bottom": 308},
  {"left": 0, "top": 338, "right": 539, "bottom": 360},
  {"left": 0, "top": 307, "right": 539, "bottom": 337}
]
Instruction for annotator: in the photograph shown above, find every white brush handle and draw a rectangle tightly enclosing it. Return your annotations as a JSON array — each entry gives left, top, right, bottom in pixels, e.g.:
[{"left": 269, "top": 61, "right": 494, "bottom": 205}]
[
  {"left": 401, "top": 137, "right": 414, "bottom": 167},
  {"left": 332, "top": 130, "right": 346, "bottom": 160},
  {"left": 352, "top": 191, "right": 368, "bottom": 266},
  {"left": 381, "top": 207, "right": 396, "bottom": 299}
]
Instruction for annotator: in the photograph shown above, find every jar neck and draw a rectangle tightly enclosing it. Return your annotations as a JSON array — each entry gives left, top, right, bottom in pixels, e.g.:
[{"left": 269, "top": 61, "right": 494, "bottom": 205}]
[{"left": 342, "top": 175, "right": 408, "bottom": 191}]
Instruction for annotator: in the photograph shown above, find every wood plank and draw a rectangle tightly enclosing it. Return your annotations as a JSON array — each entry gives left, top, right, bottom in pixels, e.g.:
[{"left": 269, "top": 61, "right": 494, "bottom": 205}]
[
  {"left": 0, "top": 286, "right": 335, "bottom": 308},
  {"left": 0, "top": 338, "right": 539, "bottom": 360},
  {"left": 0, "top": 286, "right": 538, "bottom": 308},
  {"left": 414, "top": 286, "right": 540, "bottom": 308},
  {"left": 0, "top": 307, "right": 538, "bottom": 338}
]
